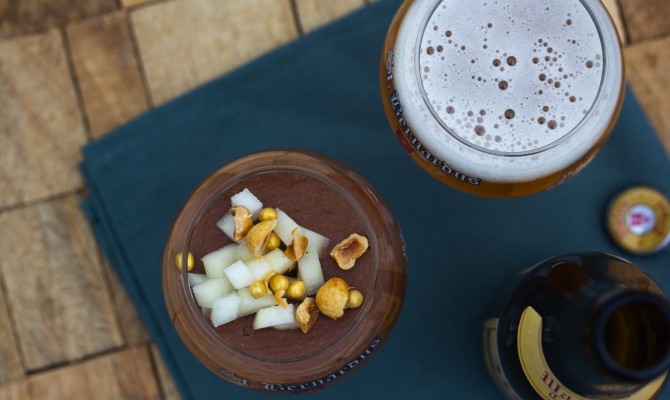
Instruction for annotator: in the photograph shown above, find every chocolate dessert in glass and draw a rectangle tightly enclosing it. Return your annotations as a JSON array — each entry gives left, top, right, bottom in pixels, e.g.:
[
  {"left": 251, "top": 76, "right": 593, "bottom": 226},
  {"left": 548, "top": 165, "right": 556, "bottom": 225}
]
[{"left": 163, "top": 150, "right": 407, "bottom": 392}]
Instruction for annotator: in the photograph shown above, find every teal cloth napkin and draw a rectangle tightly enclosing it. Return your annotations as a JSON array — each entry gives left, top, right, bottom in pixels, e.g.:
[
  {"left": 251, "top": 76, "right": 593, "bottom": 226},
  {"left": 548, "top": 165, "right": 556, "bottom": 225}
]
[{"left": 81, "top": 0, "right": 670, "bottom": 398}]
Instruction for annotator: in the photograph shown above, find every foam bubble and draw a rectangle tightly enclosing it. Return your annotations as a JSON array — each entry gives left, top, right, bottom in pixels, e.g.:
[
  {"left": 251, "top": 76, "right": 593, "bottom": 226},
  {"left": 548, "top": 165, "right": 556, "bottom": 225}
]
[{"left": 416, "top": 0, "right": 603, "bottom": 154}]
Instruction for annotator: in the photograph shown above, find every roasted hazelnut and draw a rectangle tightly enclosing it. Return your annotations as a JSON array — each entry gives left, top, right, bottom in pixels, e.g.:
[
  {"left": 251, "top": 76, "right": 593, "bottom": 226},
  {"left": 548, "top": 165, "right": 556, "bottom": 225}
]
[
  {"left": 246, "top": 219, "right": 277, "bottom": 258},
  {"left": 296, "top": 297, "right": 319, "bottom": 334},
  {"left": 330, "top": 233, "right": 369, "bottom": 270},
  {"left": 285, "top": 235, "right": 308, "bottom": 262},
  {"left": 274, "top": 290, "right": 288, "bottom": 309},
  {"left": 230, "top": 206, "right": 253, "bottom": 241},
  {"left": 315, "top": 278, "right": 350, "bottom": 319}
]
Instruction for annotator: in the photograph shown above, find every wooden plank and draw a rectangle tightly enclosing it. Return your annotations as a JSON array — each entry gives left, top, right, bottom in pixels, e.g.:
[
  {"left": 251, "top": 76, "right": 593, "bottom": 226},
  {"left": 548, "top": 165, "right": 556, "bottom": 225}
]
[
  {"left": 0, "top": 194, "right": 123, "bottom": 371},
  {"left": 0, "top": 286, "right": 24, "bottom": 385},
  {"left": 0, "top": 30, "right": 86, "bottom": 209},
  {"left": 151, "top": 345, "right": 182, "bottom": 400},
  {"left": 295, "top": 0, "right": 366, "bottom": 30},
  {"left": 600, "top": 0, "right": 627, "bottom": 44},
  {"left": 619, "top": 0, "right": 670, "bottom": 43},
  {"left": 625, "top": 37, "right": 670, "bottom": 153},
  {"left": 294, "top": 0, "right": 366, "bottom": 33},
  {"left": 66, "top": 11, "right": 149, "bottom": 139},
  {"left": 122, "top": 0, "right": 158, "bottom": 7},
  {"left": 130, "top": 0, "right": 299, "bottom": 105},
  {"left": 0, "top": 0, "right": 117, "bottom": 39},
  {"left": 0, "top": 346, "right": 161, "bottom": 400},
  {"left": 102, "top": 257, "right": 150, "bottom": 345},
  {"left": 368, "top": 1, "right": 624, "bottom": 44}
]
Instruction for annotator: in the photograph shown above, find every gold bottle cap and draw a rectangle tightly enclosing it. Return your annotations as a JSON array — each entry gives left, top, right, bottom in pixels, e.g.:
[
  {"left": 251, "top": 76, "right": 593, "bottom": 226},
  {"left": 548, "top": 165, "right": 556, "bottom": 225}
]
[{"left": 607, "top": 186, "right": 670, "bottom": 255}]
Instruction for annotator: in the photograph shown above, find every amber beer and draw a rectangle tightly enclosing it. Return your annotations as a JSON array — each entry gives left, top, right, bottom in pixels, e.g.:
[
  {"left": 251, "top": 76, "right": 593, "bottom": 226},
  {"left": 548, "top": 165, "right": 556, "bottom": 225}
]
[{"left": 381, "top": 0, "right": 624, "bottom": 197}]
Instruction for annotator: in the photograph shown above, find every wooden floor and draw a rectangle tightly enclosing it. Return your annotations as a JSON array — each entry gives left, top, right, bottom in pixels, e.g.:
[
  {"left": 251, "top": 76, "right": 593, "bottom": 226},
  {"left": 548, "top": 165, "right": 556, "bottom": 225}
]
[{"left": 0, "top": 0, "right": 668, "bottom": 398}]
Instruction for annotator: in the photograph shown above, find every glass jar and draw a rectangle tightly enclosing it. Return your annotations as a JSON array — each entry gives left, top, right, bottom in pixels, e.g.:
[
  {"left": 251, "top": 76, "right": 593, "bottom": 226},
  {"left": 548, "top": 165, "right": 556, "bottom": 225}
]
[{"left": 163, "top": 150, "right": 407, "bottom": 392}]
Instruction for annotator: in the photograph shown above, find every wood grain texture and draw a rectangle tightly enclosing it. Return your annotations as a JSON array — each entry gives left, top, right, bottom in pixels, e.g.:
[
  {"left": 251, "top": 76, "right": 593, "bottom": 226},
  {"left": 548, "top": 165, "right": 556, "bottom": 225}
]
[
  {"left": 130, "top": 0, "right": 299, "bottom": 105},
  {"left": 294, "top": 0, "right": 366, "bottom": 33},
  {"left": 620, "top": 0, "right": 670, "bottom": 42},
  {"left": 600, "top": 0, "right": 627, "bottom": 44},
  {"left": 0, "top": 0, "right": 117, "bottom": 39},
  {"left": 151, "top": 345, "right": 181, "bottom": 400},
  {"left": 0, "top": 31, "right": 86, "bottom": 208},
  {"left": 0, "top": 194, "right": 123, "bottom": 371},
  {"left": 0, "top": 346, "right": 161, "bottom": 400},
  {"left": 66, "top": 11, "right": 149, "bottom": 138},
  {"left": 0, "top": 287, "right": 24, "bottom": 385},
  {"left": 0, "top": 30, "right": 86, "bottom": 209},
  {"left": 122, "top": 0, "right": 158, "bottom": 7},
  {"left": 625, "top": 37, "right": 670, "bottom": 153}
]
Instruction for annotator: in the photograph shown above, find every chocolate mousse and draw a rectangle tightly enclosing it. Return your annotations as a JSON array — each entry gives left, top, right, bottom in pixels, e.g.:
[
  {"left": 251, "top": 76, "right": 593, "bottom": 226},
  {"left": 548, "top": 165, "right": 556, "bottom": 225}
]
[{"left": 188, "top": 172, "right": 371, "bottom": 360}]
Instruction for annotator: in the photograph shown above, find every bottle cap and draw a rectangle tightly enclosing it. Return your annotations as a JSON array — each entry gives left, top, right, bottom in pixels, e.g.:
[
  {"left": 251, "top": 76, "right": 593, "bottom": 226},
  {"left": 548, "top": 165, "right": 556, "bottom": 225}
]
[{"left": 607, "top": 186, "right": 670, "bottom": 255}]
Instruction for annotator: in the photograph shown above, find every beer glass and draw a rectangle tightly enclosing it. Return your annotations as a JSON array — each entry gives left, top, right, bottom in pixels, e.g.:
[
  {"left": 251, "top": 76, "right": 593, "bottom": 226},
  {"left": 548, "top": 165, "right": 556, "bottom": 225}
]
[{"left": 381, "top": 0, "right": 624, "bottom": 197}]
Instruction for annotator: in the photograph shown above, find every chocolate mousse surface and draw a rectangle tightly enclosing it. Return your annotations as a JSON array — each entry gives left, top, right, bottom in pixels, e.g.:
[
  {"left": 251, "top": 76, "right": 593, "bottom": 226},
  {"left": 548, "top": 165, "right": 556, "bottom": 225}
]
[{"left": 187, "top": 171, "right": 372, "bottom": 360}]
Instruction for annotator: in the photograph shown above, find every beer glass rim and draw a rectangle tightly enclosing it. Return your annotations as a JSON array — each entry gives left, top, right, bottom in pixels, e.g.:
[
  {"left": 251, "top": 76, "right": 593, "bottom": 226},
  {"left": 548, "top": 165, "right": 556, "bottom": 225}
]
[{"left": 413, "top": 0, "right": 620, "bottom": 158}]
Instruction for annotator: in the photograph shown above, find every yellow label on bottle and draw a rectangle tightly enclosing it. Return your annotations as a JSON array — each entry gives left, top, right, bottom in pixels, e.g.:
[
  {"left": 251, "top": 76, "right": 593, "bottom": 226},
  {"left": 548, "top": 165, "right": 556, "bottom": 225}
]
[{"left": 517, "top": 306, "right": 667, "bottom": 400}]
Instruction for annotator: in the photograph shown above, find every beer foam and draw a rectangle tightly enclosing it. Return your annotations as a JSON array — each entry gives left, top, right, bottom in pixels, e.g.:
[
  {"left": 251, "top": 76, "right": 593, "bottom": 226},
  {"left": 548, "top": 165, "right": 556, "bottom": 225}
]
[{"left": 392, "top": 0, "right": 623, "bottom": 183}]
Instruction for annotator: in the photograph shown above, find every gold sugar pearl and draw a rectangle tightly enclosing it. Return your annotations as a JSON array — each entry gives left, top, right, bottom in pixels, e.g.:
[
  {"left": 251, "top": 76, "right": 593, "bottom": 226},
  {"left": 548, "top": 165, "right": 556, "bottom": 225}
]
[
  {"left": 175, "top": 251, "right": 194, "bottom": 272},
  {"left": 269, "top": 274, "right": 289, "bottom": 292},
  {"left": 265, "top": 232, "right": 281, "bottom": 251},
  {"left": 249, "top": 281, "right": 268, "bottom": 299},
  {"left": 259, "top": 207, "right": 278, "bottom": 222},
  {"left": 286, "top": 280, "right": 307, "bottom": 299},
  {"left": 346, "top": 289, "right": 364, "bottom": 309}
]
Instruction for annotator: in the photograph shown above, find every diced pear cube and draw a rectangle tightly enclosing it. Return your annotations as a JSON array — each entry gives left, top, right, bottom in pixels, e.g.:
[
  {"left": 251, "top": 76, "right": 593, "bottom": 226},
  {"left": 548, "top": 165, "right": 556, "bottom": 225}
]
[
  {"left": 246, "top": 258, "right": 273, "bottom": 281},
  {"left": 264, "top": 248, "right": 294, "bottom": 274},
  {"left": 188, "top": 273, "right": 207, "bottom": 287},
  {"left": 231, "top": 189, "right": 263, "bottom": 220},
  {"left": 298, "top": 252, "right": 325, "bottom": 295},
  {"left": 210, "top": 293, "right": 241, "bottom": 327},
  {"left": 253, "top": 304, "right": 296, "bottom": 330},
  {"left": 273, "top": 320, "right": 299, "bottom": 330},
  {"left": 215, "top": 213, "right": 238, "bottom": 242},
  {"left": 202, "top": 244, "right": 237, "bottom": 278},
  {"left": 193, "top": 278, "right": 234, "bottom": 308},
  {"left": 274, "top": 209, "right": 300, "bottom": 245},
  {"left": 275, "top": 210, "right": 330, "bottom": 255},
  {"left": 223, "top": 260, "right": 255, "bottom": 289},
  {"left": 235, "top": 239, "right": 255, "bottom": 263},
  {"left": 295, "top": 227, "right": 330, "bottom": 257},
  {"left": 237, "top": 289, "right": 277, "bottom": 317}
]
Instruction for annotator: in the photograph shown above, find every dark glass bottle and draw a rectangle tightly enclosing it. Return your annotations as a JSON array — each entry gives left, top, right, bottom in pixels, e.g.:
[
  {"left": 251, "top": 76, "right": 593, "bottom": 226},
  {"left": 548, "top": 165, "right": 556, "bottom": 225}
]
[{"left": 484, "top": 253, "right": 670, "bottom": 399}]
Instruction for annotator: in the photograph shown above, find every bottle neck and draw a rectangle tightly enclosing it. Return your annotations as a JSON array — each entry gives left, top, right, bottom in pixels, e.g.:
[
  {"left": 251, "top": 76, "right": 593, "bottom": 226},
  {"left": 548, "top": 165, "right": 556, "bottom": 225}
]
[
  {"left": 540, "top": 283, "right": 670, "bottom": 396},
  {"left": 590, "top": 290, "right": 670, "bottom": 383}
]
